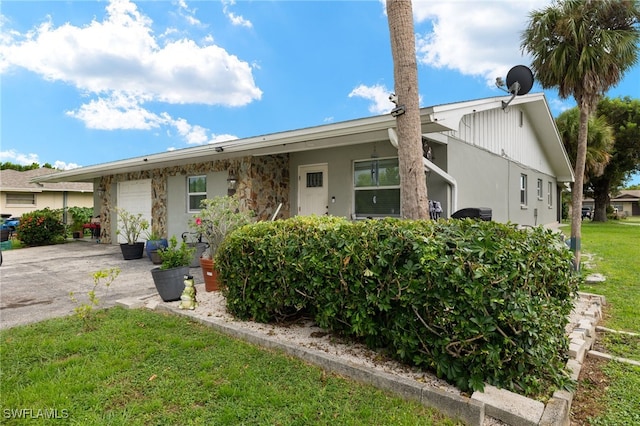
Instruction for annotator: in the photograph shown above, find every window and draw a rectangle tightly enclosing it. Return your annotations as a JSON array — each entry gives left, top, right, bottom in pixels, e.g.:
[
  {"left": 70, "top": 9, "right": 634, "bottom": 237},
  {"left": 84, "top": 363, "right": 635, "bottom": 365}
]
[
  {"left": 354, "top": 157, "right": 400, "bottom": 218},
  {"left": 187, "top": 176, "right": 206, "bottom": 212},
  {"left": 520, "top": 174, "right": 528, "bottom": 206},
  {"left": 6, "top": 192, "right": 35, "bottom": 206},
  {"left": 537, "top": 179, "right": 543, "bottom": 200},
  {"left": 547, "top": 182, "right": 553, "bottom": 208}
]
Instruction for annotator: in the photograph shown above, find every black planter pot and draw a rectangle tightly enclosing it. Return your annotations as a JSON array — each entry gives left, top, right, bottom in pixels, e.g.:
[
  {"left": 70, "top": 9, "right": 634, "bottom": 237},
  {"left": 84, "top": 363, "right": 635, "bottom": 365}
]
[
  {"left": 151, "top": 266, "right": 190, "bottom": 302},
  {"left": 120, "top": 242, "right": 145, "bottom": 260}
]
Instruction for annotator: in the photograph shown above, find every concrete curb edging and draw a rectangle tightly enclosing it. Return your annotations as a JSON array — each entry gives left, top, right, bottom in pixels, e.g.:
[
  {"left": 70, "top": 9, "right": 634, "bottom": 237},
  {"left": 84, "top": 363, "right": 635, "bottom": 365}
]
[{"left": 117, "top": 292, "right": 605, "bottom": 426}]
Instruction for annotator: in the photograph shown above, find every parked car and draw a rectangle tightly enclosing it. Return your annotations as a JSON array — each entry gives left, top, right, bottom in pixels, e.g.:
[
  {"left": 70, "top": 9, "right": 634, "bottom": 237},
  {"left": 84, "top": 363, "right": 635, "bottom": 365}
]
[{"left": 581, "top": 207, "right": 592, "bottom": 220}]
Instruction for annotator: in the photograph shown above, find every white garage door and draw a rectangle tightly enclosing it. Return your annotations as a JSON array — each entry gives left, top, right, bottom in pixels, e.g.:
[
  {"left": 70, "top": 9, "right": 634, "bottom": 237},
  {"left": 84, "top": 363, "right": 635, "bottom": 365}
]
[{"left": 116, "top": 180, "right": 152, "bottom": 244}]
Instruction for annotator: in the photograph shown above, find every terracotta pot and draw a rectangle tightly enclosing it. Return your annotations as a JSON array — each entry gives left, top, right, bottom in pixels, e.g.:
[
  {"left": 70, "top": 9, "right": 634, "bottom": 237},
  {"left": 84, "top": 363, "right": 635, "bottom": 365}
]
[{"left": 199, "top": 257, "right": 220, "bottom": 292}]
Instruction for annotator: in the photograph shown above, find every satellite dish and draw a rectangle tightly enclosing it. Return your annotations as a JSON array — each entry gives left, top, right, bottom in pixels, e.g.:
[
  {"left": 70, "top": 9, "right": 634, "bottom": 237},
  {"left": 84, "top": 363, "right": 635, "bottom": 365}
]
[
  {"left": 501, "top": 65, "right": 534, "bottom": 110},
  {"left": 505, "top": 65, "right": 534, "bottom": 95}
]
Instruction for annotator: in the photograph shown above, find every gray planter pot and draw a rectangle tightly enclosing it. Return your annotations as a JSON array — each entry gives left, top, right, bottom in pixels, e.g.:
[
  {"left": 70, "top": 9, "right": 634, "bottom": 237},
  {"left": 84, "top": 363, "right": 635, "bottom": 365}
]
[
  {"left": 188, "top": 242, "right": 207, "bottom": 267},
  {"left": 151, "top": 266, "right": 189, "bottom": 302}
]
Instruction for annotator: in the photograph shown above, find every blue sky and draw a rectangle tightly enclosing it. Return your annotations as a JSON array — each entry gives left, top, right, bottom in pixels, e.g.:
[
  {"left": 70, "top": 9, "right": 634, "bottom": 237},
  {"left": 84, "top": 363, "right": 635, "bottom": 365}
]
[{"left": 1, "top": 0, "right": 639, "bottom": 185}]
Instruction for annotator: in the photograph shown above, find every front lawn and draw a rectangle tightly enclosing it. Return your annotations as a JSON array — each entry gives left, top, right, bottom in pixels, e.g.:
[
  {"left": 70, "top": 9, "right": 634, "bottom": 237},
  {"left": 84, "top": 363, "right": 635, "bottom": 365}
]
[{"left": 0, "top": 308, "right": 458, "bottom": 425}]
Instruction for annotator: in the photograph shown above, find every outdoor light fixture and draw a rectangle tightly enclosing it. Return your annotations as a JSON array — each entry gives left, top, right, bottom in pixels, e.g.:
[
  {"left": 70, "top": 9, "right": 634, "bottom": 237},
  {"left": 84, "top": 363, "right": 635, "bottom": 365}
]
[
  {"left": 390, "top": 105, "right": 406, "bottom": 117},
  {"left": 215, "top": 146, "right": 224, "bottom": 153},
  {"left": 96, "top": 186, "right": 105, "bottom": 197},
  {"left": 227, "top": 169, "right": 238, "bottom": 196}
]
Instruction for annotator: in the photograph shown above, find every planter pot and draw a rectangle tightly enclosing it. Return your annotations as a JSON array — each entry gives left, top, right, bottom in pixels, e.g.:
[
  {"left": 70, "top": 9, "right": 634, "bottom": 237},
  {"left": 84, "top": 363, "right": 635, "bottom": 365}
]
[
  {"left": 72, "top": 231, "right": 83, "bottom": 239},
  {"left": 188, "top": 243, "right": 207, "bottom": 268},
  {"left": 120, "top": 242, "right": 145, "bottom": 260},
  {"left": 146, "top": 239, "right": 168, "bottom": 260},
  {"left": 199, "top": 257, "right": 221, "bottom": 292},
  {"left": 149, "top": 249, "right": 162, "bottom": 265},
  {"left": 151, "top": 266, "right": 190, "bottom": 302}
]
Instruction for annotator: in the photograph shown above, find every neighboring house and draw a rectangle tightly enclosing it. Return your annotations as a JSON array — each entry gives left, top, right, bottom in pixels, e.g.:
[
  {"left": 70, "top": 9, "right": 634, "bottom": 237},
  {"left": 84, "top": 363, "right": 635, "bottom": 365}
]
[
  {"left": 583, "top": 190, "right": 640, "bottom": 217},
  {"left": 0, "top": 168, "right": 94, "bottom": 221},
  {"left": 33, "top": 93, "right": 574, "bottom": 245}
]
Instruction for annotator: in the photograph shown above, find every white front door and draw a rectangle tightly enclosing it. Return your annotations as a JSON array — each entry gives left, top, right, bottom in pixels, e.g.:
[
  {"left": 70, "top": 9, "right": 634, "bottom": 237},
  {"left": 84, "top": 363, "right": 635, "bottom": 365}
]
[
  {"left": 298, "top": 164, "right": 328, "bottom": 216},
  {"left": 116, "top": 179, "right": 152, "bottom": 243}
]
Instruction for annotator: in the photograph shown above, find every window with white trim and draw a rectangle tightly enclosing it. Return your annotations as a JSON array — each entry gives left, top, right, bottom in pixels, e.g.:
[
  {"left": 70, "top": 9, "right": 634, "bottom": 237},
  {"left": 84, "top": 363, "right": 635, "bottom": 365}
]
[
  {"left": 520, "top": 174, "right": 528, "bottom": 206},
  {"left": 354, "top": 157, "right": 400, "bottom": 218},
  {"left": 547, "top": 181, "right": 553, "bottom": 208},
  {"left": 537, "top": 179, "right": 543, "bottom": 200},
  {"left": 187, "top": 175, "right": 206, "bottom": 212},
  {"left": 6, "top": 192, "right": 35, "bottom": 206}
]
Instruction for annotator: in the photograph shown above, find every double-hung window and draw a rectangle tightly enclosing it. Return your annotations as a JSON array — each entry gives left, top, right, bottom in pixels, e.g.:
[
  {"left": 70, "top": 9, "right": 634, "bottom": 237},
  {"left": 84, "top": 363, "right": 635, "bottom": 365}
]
[
  {"left": 520, "top": 174, "right": 528, "bottom": 207},
  {"left": 353, "top": 157, "right": 400, "bottom": 218},
  {"left": 537, "top": 179, "right": 543, "bottom": 200},
  {"left": 187, "top": 176, "right": 206, "bottom": 212}
]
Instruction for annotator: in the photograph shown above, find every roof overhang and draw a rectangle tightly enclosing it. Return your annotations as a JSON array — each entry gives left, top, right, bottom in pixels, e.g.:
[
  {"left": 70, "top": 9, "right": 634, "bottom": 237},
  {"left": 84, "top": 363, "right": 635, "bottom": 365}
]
[{"left": 32, "top": 93, "right": 574, "bottom": 184}]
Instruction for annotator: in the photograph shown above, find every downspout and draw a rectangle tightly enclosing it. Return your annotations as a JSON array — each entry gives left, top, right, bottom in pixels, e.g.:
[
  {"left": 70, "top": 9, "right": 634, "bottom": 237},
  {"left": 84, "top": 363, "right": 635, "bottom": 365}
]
[{"left": 387, "top": 128, "right": 458, "bottom": 216}]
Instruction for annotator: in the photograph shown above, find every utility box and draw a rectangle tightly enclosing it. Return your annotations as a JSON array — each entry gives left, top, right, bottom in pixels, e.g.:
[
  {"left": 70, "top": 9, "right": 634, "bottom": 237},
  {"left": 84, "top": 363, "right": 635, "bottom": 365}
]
[{"left": 451, "top": 207, "right": 492, "bottom": 221}]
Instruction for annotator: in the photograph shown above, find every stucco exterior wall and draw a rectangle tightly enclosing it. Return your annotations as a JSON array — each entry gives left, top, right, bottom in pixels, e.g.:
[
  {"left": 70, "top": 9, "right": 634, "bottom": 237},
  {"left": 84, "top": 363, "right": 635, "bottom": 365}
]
[
  {"left": 0, "top": 191, "right": 93, "bottom": 218},
  {"left": 447, "top": 137, "right": 559, "bottom": 226},
  {"left": 96, "top": 155, "right": 289, "bottom": 244}
]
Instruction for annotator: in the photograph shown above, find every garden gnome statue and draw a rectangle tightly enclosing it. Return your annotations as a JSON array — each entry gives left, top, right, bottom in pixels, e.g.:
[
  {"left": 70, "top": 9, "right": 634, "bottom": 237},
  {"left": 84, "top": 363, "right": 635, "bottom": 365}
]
[{"left": 178, "top": 275, "right": 198, "bottom": 310}]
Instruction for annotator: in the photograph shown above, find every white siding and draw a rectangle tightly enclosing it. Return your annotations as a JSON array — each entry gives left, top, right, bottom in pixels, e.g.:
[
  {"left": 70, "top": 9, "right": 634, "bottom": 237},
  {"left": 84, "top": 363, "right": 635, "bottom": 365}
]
[{"left": 453, "top": 107, "right": 555, "bottom": 176}]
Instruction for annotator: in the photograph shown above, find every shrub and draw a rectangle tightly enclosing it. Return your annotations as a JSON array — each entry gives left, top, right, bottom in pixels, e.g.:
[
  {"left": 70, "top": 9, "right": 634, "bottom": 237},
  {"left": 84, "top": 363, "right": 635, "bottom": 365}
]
[
  {"left": 158, "top": 236, "right": 195, "bottom": 270},
  {"left": 16, "top": 208, "right": 66, "bottom": 246},
  {"left": 217, "top": 217, "right": 580, "bottom": 397}
]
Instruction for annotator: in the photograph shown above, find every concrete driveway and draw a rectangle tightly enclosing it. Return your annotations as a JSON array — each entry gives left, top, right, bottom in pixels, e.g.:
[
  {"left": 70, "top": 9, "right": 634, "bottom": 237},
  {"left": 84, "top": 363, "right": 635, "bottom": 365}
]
[{"left": 0, "top": 241, "right": 203, "bottom": 329}]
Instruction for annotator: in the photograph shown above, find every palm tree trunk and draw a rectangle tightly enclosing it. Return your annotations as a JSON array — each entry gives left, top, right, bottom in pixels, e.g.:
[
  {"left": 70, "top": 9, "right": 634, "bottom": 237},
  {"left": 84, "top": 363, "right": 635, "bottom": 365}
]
[
  {"left": 570, "top": 104, "right": 591, "bottom": 270},
  {"left": 387, "top": 0, "right": 428, "bottom": 219}
]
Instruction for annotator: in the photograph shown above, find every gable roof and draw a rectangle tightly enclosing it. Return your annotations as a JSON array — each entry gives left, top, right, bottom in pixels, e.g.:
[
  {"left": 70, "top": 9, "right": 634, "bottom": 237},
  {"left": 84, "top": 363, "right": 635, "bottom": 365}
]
[
  {"left": 32, "top": 93, "right": 574, "bottom": 184},
  {"left": 1, "top": 168, "right": 93, "bottom": 193},
  {"left": 613, "top": 190, "right": 640, "bottom": 201}
]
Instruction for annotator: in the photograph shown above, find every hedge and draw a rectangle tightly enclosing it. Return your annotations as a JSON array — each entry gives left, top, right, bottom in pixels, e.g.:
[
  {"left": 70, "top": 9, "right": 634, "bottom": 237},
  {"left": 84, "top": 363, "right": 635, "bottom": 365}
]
[{"left": 216, "top": 216, "right": 579, "bottom": 397}]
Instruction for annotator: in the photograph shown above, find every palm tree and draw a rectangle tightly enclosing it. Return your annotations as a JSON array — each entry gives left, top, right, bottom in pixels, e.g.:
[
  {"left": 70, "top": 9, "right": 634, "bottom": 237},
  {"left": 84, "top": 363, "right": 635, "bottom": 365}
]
[
  {"left": 387, "top": 0, "right": 429, "bottom": 219},
  {"left": 556, "top": 107, "right": 614, "bottom": 182},
  {"left": 521, "top": 0, "right": 640, "bottom": 270}
]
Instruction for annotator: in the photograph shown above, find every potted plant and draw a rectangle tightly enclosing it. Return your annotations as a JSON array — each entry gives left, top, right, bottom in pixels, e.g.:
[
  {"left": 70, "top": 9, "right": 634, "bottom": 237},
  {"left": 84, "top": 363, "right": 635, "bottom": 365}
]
[
  {"left": 68, "top": 206, "right": 93, "bottom": 239},
  {"left": 188, "top": 195, "right": 254, "bottom": 291},
  {"left": 145, "top": 230, "right": 168, "bottom": 264},
  {"left": 115, "top": 207, "right": 149, "bottom": 260},
  {"left": 151, "top": 236, "right": 195, "bottom": 302},
  {"left": 180, "top": 231, "right": 207, "bottom": 268}
]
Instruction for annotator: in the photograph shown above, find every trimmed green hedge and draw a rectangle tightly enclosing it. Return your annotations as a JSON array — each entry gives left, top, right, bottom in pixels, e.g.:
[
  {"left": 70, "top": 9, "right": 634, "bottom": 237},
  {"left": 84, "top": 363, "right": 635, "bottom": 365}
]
[{"left": 216, "top": 216, "right": 579, "bottom": 396}]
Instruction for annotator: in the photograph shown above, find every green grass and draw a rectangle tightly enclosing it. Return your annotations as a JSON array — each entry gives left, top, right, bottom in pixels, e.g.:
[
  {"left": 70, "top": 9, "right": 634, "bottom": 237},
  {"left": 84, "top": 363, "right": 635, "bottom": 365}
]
[
  {"left": 578, "top": 220, "right": 640, "bottom": 332},
  {"left": 569, "top": 219, "right": 640, "bottom": 425},
  {"left": 0, "top": 308, "right": 459, "bottom": 426}
]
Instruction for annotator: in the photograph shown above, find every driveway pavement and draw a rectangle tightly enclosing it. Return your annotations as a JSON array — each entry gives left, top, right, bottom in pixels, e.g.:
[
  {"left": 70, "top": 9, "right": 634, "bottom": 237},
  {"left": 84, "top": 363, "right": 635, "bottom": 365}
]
[{"left": 0, "top": 241, "right": 202, "bottom": 329}]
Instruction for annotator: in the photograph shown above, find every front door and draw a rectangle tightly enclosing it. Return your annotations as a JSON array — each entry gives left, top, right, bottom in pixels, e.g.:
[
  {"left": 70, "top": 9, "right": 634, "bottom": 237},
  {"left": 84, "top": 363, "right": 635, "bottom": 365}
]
[{"left": 298, "top": 164, "right": 328, "bottom": 216}]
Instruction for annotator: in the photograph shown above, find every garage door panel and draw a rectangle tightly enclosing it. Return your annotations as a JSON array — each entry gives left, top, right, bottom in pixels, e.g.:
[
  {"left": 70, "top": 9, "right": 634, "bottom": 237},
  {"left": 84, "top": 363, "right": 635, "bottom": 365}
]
[{"left": 117, "top": 180, "right": 152, "bottom": 244}]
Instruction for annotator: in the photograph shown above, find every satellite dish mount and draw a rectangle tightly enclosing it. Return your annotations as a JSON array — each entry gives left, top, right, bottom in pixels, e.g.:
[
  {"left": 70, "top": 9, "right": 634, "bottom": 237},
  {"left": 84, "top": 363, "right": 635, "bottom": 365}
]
[{"left": 496, "top": 65, "right": 534, "bottom": 110}]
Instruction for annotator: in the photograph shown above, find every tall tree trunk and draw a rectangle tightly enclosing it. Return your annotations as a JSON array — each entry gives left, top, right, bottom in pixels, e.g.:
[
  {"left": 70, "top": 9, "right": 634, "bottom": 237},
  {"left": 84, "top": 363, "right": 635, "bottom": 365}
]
[
  {"left": 570, "top": 104, "right": 591, "bottom": 270},
  {"left": 592, "top": 178, "right": 610, "bottom": 222},
  {"left": 387, "top": 0, "right": 429, "bottom": 219}
]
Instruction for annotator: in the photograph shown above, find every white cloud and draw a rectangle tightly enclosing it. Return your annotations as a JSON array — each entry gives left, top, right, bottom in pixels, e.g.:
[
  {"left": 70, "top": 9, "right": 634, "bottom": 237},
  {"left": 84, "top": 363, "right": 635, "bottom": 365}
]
[
  {"left": 0, "top": 150, "right": 40, "bottom": 165},
  {"left": 53, "top": 161, "right": 81, "bottom": 170},
  {"left": 412, "top": 0, "right": 548, "bottom": 86},
  {"left": 348, "top": 84, "right": 394, "bottom": 115},
  {"left": 349, "top": 83, "right": 424, "bottom": 115},
  {"left": 222, "top": 0, "right": 253, "bottom": 28},
  {"left": 0, "top": 0, "right": 261, "bottom": 129},
  {"left": 0, "top": 149, "right": 80, "bottom": 169}
]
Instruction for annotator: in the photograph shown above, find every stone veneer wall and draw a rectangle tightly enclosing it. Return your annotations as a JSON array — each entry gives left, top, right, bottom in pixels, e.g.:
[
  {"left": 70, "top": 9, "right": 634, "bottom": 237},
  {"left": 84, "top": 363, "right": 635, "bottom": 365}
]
[{"left": 97, "top": 155, "right": 289, "bottom": 244}]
